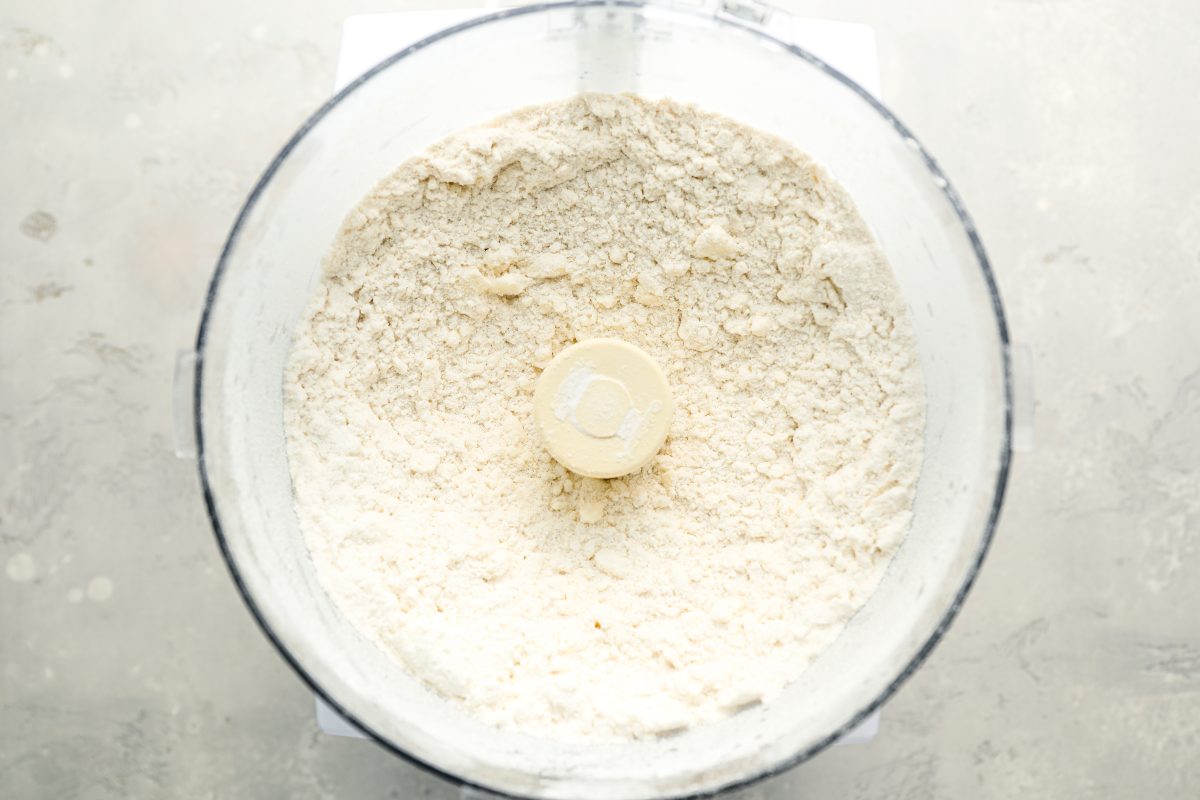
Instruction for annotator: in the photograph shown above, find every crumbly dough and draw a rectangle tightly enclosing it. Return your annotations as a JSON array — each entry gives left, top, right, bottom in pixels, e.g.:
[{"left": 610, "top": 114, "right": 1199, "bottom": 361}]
[{"left": 284, "top": 94, "right": 925, "bottom": 741}]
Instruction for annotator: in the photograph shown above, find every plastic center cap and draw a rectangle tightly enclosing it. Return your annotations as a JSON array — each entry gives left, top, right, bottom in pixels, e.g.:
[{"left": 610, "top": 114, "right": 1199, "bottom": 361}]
[{"left": 533, "top": 338, "right": 673, "bottom": 479}]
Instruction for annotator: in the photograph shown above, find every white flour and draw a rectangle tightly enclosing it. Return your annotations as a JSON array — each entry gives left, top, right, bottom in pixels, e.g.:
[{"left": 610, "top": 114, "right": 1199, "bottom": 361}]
[{"left": 284, "top": 94, "right": 925, "bottom": 740}]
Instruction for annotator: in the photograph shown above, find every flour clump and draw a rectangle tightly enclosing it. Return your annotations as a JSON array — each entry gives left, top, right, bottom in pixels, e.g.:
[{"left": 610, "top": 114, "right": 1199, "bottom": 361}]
[{"left": 284, "top": 94, "right": 925, "bottom": 741}]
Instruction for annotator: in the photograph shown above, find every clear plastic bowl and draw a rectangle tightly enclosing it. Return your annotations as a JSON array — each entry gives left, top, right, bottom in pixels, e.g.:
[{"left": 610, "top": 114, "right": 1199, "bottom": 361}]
[{"left": 193, "top": 2, "right": 1012, "bottom": 797}]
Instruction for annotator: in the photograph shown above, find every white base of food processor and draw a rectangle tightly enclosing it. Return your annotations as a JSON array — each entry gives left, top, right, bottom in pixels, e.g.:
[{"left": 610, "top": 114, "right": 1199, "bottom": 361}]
[{"left": 312, "top": 3, "right": 886, "bottom": 750}]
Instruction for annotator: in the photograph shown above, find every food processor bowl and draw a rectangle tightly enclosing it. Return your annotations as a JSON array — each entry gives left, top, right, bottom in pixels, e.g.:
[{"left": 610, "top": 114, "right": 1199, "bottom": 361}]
[{"left": 193, "top": 1, "right": 1011, "bottom": 797}]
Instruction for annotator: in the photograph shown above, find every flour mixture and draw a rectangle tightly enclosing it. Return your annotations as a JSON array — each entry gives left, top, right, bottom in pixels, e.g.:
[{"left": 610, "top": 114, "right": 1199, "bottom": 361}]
[{"left": 284, "top": 94, "right": 925, "bottom": 740}]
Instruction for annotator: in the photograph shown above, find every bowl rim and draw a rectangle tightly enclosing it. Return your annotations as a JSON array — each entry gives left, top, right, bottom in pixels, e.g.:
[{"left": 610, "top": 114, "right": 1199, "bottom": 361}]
[{"left": 193, "top": 2, "right": 1013, "bottom": 797}]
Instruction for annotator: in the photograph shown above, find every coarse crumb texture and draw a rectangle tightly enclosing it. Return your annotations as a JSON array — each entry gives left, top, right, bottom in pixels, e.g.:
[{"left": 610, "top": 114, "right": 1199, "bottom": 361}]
[{"left": 284, "top": 94, "right": 925, "bottom": 741}]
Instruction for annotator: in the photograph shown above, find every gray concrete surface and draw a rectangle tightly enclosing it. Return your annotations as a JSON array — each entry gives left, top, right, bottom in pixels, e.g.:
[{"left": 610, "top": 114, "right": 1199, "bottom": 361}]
[{"left": 3, "top": 0, "right": 1198, "bottom": 797}]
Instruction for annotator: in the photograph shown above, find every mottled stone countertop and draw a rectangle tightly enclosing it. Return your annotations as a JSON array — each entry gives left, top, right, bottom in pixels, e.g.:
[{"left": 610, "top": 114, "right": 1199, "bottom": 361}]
[{"left": 3, "top": 1, "right": 1198, "bottom": 797}]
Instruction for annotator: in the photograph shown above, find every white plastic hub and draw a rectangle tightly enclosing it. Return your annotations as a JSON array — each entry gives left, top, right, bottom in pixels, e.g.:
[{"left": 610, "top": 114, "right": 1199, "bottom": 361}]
[{"left": 533, "top": 338, "right": 673, "bottom": 479}]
